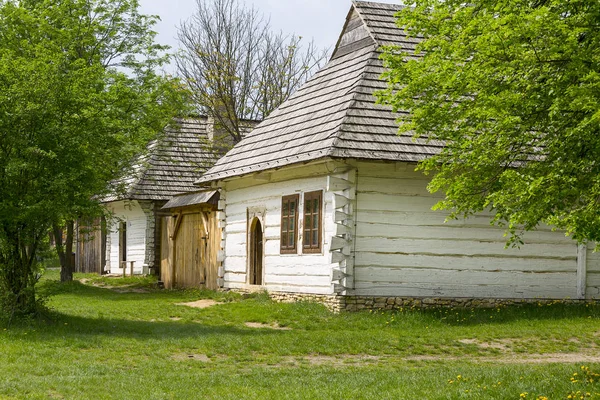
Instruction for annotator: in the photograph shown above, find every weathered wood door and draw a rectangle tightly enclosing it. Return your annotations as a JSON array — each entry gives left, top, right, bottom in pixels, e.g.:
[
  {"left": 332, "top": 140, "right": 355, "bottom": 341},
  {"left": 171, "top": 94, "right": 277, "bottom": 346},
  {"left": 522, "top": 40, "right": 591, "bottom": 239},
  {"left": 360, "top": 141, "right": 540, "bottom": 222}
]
[
  {"left": 76, "top": 217, "right": 106, "bottom": 274},
  {"left": 161, "top": 216, "right": 174, "bottom": 288},
  {"left": 174, "top": 213, "right": 206, "bottom": 287},
  {"left": 249, "top": 218, "right": 263, "bottom": 285},
  {"left": 162, "top": 210, "right": 220, "bottom": 290}
]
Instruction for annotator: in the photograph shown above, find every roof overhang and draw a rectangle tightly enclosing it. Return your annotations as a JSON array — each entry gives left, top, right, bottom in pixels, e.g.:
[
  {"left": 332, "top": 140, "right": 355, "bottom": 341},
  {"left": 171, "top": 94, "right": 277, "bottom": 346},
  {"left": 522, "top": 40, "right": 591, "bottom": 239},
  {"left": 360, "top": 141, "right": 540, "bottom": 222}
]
[{"left": 162, "top": 190, "right": 219, "bottom": 210}]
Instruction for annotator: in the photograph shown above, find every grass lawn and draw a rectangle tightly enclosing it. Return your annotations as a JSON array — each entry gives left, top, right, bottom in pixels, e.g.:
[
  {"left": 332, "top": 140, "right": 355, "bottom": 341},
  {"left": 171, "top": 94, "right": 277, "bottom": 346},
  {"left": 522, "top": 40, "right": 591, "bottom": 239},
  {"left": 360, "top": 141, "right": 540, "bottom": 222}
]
[{"left": 2, "top": 270, "right": 600, "bottom": 399}]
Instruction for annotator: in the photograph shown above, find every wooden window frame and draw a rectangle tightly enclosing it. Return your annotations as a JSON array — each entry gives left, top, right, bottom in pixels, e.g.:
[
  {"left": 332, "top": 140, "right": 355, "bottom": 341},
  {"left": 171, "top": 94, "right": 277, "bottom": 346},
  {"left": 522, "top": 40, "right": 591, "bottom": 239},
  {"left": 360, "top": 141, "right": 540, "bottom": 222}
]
[
  {"left": 302, "top": 190, "right": 323, "bottom": 254},
  {"left": 280, "top": 194, "right": 299, "bottom": 254}
]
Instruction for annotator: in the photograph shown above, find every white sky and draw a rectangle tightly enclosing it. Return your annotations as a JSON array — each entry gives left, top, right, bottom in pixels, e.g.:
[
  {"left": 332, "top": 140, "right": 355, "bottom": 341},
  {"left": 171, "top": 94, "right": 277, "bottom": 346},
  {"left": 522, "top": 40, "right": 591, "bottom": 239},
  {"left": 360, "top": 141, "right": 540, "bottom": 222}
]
[{"left": 139, "top": 0, "right": 400, "bottom": 73}]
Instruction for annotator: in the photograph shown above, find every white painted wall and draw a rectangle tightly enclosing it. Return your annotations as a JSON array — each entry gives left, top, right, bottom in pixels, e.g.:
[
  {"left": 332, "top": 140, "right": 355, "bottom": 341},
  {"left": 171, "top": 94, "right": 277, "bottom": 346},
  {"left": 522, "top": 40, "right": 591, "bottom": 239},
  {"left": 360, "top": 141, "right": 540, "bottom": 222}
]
[
  {"left": 105, "top": 200, "right": 147, "bottom": 275},
  {"left": 219, "top": 160, "right": 595, "bottom": 300},
  {"left": 222, "top": 175, "right": 337, "bottom": 294},
  {"left": 352, "top": 161, "right": 582, "bottom": 299},
  {"left": 586, "top": 244, "right": 600, "bottom": 299}
]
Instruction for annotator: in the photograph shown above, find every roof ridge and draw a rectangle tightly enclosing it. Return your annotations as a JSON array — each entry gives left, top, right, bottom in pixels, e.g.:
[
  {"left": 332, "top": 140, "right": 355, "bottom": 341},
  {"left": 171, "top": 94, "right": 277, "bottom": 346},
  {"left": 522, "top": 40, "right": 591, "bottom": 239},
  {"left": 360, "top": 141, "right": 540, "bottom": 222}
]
[{"left": 351, "top": 1, "right": 379, "bottom": 46}]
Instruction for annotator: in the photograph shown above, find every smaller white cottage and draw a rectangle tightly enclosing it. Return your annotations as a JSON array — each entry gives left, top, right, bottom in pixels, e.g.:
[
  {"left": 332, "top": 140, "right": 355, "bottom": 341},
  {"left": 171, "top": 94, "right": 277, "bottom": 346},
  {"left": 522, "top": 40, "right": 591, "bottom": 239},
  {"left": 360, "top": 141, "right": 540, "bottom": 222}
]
[
  {"left": 195, "top": 1, "right": 600, "bottom": 310},
  {"left": 79, "top": 118, "right": 217, "bottom": 275}
]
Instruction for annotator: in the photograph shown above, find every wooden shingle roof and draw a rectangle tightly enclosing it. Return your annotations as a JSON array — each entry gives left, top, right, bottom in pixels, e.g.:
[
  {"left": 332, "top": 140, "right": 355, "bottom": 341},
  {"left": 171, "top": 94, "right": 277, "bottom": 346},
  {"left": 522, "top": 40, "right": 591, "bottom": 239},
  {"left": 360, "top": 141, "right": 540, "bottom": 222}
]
[
  {"left": 104, "top": 118, "right": 216, "bottom": 202},
  {"left": 196, "top": 1, "right": 442, "bottom": 185}
]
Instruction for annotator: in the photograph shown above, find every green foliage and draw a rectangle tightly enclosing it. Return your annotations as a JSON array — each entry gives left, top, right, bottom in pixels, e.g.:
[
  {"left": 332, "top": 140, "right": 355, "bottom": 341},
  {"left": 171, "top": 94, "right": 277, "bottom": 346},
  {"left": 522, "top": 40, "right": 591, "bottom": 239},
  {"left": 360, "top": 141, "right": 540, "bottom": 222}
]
[
  {"left": 378, "top": 0, "right": 600, "bottom": 244},
  {"left": 0, "top": 0, "right": 189, "bottom": 317}
]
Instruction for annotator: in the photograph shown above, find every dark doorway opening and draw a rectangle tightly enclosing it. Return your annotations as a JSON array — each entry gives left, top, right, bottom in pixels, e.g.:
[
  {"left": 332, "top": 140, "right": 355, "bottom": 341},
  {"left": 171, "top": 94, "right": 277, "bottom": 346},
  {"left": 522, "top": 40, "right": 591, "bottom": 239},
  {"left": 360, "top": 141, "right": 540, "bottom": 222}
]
[{"left": 249, "top": 218, "right": 263, "bottom": 285}]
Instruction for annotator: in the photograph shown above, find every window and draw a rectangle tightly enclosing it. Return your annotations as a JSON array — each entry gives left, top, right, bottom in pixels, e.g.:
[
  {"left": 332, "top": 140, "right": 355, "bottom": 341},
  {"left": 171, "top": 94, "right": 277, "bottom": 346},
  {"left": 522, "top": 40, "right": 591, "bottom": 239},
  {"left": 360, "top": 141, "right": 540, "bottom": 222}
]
[
  {"left": 303, "top": 190, "right": 322, "bottom": 253},
  {"left": 280, "top": 194, "right": 299, "bottom": 254}
]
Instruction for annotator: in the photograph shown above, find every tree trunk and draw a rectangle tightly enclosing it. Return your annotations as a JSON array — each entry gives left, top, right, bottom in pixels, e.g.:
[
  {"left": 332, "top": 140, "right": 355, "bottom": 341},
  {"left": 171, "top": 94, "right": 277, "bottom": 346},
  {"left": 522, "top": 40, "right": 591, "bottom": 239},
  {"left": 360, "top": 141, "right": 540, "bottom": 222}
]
[
  {"left": 0, "top": 225, "right": 41, "bottom": 321},
  {"left": 53, "top": 220, "right": 75, "bottom": 282}
]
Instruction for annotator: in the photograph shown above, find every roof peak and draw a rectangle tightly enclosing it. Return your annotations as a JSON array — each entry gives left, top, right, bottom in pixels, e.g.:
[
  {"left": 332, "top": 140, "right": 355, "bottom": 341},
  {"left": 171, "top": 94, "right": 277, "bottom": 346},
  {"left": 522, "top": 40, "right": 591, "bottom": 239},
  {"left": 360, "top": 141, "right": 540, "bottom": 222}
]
[{"left": 196, "top": 1, "right": 436, "bottom": 185}]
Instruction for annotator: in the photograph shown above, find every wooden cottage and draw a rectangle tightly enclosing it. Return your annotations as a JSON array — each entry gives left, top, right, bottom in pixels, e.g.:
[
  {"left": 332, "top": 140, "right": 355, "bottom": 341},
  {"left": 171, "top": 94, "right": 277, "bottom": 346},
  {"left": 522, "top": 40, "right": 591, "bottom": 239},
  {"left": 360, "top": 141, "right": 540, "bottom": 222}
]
[
  {"left": 195, "top": 1, "right": 599, "bottom": 310},
  {"left": 79, "top": 118, "right": 217, "bottom": 276}
]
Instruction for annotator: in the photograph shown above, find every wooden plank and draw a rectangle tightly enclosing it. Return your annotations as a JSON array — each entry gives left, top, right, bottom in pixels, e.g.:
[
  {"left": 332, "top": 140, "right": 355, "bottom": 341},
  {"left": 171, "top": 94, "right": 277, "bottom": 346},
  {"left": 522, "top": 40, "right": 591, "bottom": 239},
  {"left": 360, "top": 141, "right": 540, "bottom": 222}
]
[
  {"left": 160, "top": 216, "right": 174, "bottom": 289},
  {"left": 355, "top": 266, "right": 576, "bottom": 288},
  {"left": 353, "top": 281, "right": 575, "bottom": 299},
  {"left": 578, "top": 244, "right": 587, "bottom": 299},
  {"left": 356, "top": 223, "right": 573, "bottom": 245},
  {"left": 354, "top": 253, "right": 576, "bottom": 272},
  {"left": 265, "top": 264, "right": 333, "bottom": 277},
  {"left": 264, "top": 274, "right": 332, "bottom": 287},
  {"left": 205, "top": 211, "right": 220, "bottom": 290},
  {"left": 356, "top": 237, "right": 575, "bottom": 259},
  {"left": 338, "top": 24, "right": 372, "bottom": 48},
  {"left": 584, "top": 271, "right": 600, "bottom": 286}
]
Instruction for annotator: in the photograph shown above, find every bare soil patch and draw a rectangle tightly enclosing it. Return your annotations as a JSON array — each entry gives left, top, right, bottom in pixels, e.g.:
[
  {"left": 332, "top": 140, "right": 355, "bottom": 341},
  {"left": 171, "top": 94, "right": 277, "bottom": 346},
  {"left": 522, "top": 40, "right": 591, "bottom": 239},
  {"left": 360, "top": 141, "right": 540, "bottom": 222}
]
[
  {"left": 405, "top": 352, "right": 600, "bottom": 364},
  {"left": 175, "top": 299, "right": 220, "bottom": 309},
  {"left": 458, "top": 338, "right": 512, "bottom": 351},
  {"left": 245, "top": 322, "right": 292, "bottom": 331},
  {"left": 77, "top": 277, "right": 149, "bottom": 293}
]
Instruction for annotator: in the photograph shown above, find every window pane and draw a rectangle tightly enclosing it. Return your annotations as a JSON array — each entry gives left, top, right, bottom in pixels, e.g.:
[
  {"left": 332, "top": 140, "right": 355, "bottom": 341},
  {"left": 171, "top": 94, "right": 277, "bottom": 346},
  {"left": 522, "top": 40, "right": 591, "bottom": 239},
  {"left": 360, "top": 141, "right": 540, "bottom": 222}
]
[
  {"left": 312, "top": 231, "right": 318, "bottom": 246},
  {"left": 283, "top": 201, "right": 289, "bottom": 215},
  {"left": 305, "top": 215, "right": 311, "bottom": 230},
  {"left": 290, "top": 201, "right": 295, "bottom": 215},
  {"left": 288, "top": 233, "right": 294, "bottom": 247},
  {"left": 303, "top": 232, "right": 310, "bottom": 246},
  {"left": 313, "top": 214, "right": 318, "bottom": 229},
  {"left": 289, "top": 218, "right": 294, "bottom": 231},
  {"left": 313, "top": 199, "right": 319, "bottom": 214}
]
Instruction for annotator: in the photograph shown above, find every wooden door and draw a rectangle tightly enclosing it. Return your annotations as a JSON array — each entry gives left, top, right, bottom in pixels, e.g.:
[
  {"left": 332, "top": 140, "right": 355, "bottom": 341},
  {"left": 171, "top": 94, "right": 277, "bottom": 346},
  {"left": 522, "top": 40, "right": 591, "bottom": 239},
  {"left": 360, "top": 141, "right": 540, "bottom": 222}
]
[
  {"left": 161, "top": 216, "right": 174, "bottom": 288},
  {"left": 76, "top": 217, "right": 106, "bottom": 274},
  {"left": 162, "top": 210, "right": 220, "bottom": 290},
  {"left": 249, "top": 218, "right": 263, "bottom": 285}
]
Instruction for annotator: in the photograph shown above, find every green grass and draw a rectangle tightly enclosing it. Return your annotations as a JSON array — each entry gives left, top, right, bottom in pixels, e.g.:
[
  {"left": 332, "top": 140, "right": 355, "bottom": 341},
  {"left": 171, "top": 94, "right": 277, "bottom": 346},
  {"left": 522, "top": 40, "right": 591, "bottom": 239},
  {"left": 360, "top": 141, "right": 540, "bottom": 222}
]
[{"left": 2, "top": 270, "right": 600, "bottom": 399}]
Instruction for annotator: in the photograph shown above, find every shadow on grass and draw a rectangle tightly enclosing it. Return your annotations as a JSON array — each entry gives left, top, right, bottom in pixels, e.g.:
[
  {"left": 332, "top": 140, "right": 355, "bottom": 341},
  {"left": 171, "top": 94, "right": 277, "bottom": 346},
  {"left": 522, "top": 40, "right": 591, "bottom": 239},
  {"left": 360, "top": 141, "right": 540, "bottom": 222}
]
[
  {"left": 12, "top": 279, "right": 288, "bottom": 342},
  {"left": 9, "top": 309, "right": 286, "bottom": 343},
  {"left": 38, "top": 281, "right": 218, "bottom": 301},
  {"left": 35, "top": 278, "right": 600, "bottom": 331}
]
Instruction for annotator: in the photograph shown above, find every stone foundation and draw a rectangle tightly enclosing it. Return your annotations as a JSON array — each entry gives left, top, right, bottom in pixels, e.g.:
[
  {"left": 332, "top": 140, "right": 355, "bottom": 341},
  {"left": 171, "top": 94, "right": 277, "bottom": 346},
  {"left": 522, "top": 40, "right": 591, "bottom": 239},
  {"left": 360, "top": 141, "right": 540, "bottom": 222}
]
[
  {"left": 269, "top": 292, "right": 345, "bottom": 313},
  {"left": 264, "top": 292, "right": 595, "bottom": 313}
]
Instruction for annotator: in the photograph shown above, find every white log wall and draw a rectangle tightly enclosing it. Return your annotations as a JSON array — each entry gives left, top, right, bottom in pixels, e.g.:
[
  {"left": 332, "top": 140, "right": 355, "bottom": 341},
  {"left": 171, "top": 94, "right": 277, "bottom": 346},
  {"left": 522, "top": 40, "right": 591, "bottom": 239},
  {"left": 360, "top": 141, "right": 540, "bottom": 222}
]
[
  {"left": 105, "top": 200, "right": 147, "bottom": 275},
  {"left": 352, "top": 161, "right": 584, "bottom": 299},
  {"left": 222, "top": 175, "right": 337, "bottom": 294},
  {"left": 586, "top": 244, "right": 600, "bottom": 299}
]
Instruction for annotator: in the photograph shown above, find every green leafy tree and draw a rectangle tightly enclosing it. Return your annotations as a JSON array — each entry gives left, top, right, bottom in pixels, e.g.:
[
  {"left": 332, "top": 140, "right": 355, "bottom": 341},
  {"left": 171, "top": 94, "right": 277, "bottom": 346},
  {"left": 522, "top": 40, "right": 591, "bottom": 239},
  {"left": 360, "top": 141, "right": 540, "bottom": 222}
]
[
  {"left": 378, "top": 0, "right": 600, "bottom": 244},
  {"left": 0, "top": 0, "right": 188, "bottom": 319}
]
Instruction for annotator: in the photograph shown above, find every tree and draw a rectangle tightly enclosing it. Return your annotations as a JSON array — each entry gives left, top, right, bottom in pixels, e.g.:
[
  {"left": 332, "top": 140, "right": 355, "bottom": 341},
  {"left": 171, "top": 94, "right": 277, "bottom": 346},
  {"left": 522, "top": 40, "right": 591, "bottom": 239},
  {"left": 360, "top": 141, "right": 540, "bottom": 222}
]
[
  {"left": 0, "top": 0, "right": 188, "bottom": 319},
  {"left": 176, "top": 0, "right": 327, "bottom": 144},
  {"left": 378, "top": 0, "right": 600, "bottom": 245}
]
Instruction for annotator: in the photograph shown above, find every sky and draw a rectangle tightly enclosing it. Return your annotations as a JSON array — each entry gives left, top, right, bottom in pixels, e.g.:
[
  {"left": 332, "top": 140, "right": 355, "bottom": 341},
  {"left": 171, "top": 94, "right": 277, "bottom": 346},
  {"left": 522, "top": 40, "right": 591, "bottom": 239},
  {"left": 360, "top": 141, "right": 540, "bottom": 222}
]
[{"left": 139, "top": 0, "right": 400, "bottom": 73}]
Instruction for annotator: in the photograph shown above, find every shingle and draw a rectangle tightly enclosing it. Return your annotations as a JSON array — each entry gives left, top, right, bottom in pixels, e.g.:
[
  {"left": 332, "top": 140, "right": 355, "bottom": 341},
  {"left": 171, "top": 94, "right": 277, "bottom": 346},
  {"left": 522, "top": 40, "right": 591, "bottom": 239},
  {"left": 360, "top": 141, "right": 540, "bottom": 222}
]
[
  {"left": 103, "top": 118, "right": 217, "bottom": 202},
  {"left": 196, "top": 1, "right": 428, "bottom": 185}
]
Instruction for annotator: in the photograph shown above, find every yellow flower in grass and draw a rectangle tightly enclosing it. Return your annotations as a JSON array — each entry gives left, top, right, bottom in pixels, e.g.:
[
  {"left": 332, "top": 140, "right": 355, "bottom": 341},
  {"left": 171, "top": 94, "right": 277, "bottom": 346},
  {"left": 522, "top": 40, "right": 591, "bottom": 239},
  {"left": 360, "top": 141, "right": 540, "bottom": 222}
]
[{"left": 520, "top": 392, "right": 528, "bottom": 398}]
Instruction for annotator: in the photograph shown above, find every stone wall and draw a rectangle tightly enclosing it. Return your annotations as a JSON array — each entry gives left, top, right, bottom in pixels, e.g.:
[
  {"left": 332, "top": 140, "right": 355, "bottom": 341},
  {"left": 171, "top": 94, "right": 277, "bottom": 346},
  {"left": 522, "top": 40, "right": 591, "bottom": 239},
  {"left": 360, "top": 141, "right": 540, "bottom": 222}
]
[
  {"left": 140, "top": 200, "right": 161, "bottom": 273},
  {"left": 268, "top": 292, "right": 345, "bottom": 313},
  {"left": 265, "top": 292, "right": 596, "bottom": 313}
]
